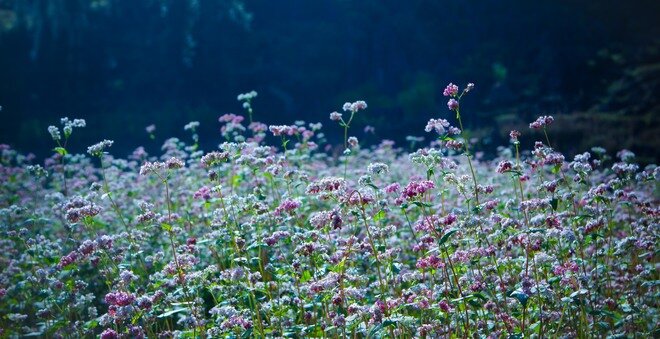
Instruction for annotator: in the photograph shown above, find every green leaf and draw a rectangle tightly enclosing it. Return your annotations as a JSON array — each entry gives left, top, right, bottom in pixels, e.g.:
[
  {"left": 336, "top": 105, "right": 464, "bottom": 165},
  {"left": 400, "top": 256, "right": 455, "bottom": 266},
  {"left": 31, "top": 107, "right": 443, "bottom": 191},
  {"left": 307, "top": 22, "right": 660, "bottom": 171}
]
[
  {"left": 412, "top": 201, "right": 432, "bottom": 209},
  {"left": 231, "top": 174, "right": 242, "bottom": 187},
  {"left": 452, "top": 293, "right": 486, "bottom": 304},
  {"left": 547, "top": 276, "right": 561, "bottom": 285},
  {"left": 570, "top": 289, "right": 588, "bottom": 299},
  {"left": 510, "top": 290, "right": 529, "bottom": 306},
  {"left": 373, "top": 210, "right": 386, "bottom": 223},
  {"left": 471, "top": 292, "right": 488, "bottom": 301},
  {"left": 84, "top": 319, "right": 98, "bottom": 330},
  {"left": 250, "top": 257, "right": 262, "bottom": 266},
  {"left": 24, "top": 331, "right": 46, "bottom": 337},
  {"left": 551, "top": 164, "right": 561, "bottom": 174},
  {"left": 157, "top": 308, "right": 187, "bottom": 318},
  {"left": 596, "top": 321, "right": 610, "bottom": 331},
  {"left": 526, "top": 228, "right": 546, "bottom": 234},
  {"left": 572, "top": 214, "right": 593, "bottom": 225},
  {"left": 246, "top": 242, "right": 265, "bottom": 251},
  {"left": 440, "top": 135, "right": 454, "bottom": 142},
  {"left": 439, "top": 228, "right": 459, "bottom": 246},
  {"left": 368, "top": 319, "right": 397, "bottom": 337},
  {"left": 390, "top": 262, "right": 402, "bottom": 274},
  {"left": 161, "top": 223, "right": 172, "bottom": 232},
  {"left": 53, "top": 147, "right": 68, "bottom": 156},
  {"left": 300, "top": 270, "right": 312, "bottom": 283},
  {"left": 329, "top": 258, "right": 347, "bottom": 273},
  {"left": 550, "top": 198, "right": 558, "bottom": 211}
]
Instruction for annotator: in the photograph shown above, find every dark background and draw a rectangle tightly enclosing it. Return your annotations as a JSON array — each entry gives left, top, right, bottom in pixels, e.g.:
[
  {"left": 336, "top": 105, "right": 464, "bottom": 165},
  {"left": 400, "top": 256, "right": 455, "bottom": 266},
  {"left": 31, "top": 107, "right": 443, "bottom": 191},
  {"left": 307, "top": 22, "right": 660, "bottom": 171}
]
[{"left": 1, "top": 0, "right": 659, "bottom": 162}]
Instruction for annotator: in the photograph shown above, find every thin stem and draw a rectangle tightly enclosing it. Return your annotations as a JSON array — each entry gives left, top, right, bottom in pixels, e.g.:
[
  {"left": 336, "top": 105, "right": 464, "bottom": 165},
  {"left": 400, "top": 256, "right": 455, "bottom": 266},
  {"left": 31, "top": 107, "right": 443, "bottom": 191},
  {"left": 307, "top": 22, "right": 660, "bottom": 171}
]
[{"left": 455, "top": 109, "right": 480, "bottom": 205}]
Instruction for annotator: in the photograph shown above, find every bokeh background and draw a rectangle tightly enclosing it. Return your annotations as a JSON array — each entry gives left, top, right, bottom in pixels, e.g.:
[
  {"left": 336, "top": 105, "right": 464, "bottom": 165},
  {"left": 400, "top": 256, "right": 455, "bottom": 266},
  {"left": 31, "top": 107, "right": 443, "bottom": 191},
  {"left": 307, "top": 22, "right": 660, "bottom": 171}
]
[{"left": 1, "top": 0, "right": 658, "bottom": 162}]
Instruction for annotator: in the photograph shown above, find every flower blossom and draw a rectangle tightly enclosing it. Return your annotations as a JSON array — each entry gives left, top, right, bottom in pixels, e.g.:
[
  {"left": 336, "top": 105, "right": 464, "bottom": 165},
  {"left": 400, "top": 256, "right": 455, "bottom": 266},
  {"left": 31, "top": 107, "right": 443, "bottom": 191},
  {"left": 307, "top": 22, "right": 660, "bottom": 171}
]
[
  {"left": 401, "top": 180, "right": 435, "bottom": 200},
  {"left": 443, "top": 83, "right": 459, "bottom": 97},
  {"left": 529, "top": 116, "right": 554, "bottom": 129},
  {"left": 447, "top": 99, "right": 459, "bottom": 111}
]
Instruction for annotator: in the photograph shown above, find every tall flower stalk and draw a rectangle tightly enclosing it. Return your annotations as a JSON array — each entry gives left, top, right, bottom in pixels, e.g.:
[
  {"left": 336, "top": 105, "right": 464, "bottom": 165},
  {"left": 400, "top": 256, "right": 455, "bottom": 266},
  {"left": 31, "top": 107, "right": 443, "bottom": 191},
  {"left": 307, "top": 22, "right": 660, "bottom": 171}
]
[
  {"left": 330, "top": 100, "right": 367, "bottom": 179},
  {"left": 444, "top": 83, "right": 480, "bottom": 206}
]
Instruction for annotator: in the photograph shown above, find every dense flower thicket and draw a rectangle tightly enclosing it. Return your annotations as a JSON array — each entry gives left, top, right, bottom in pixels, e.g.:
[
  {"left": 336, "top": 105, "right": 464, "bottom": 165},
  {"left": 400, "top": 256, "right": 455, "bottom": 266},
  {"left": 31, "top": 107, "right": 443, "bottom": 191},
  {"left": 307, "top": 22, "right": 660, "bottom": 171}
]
[{"left": 1, "top": 85, "right": 658, "bottom": 338}]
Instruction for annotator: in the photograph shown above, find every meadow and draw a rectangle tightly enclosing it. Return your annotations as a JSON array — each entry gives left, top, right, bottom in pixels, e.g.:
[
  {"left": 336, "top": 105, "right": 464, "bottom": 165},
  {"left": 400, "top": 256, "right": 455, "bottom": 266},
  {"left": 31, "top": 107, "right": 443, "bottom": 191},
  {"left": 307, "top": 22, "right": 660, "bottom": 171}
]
[{"left": 0, "top": 84, "right": 658, "bottom": 338}]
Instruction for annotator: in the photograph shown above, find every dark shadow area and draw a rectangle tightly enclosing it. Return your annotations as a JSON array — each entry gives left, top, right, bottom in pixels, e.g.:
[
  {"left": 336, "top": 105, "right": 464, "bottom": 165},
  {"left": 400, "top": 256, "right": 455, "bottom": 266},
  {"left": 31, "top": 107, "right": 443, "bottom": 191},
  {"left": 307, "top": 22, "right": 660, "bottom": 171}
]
[{"left": 0, "top": 0, "right": 658, "bottom": 162}]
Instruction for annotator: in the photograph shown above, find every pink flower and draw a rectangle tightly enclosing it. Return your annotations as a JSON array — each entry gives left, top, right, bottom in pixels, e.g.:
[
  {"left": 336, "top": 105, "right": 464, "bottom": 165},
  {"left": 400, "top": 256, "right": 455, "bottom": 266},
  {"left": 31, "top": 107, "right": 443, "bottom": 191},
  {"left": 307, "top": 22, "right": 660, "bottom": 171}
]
[
  {"left": 193, "top": 186, "right": 212, "bottom": 200},
  {"left": 248, "top": 122, "right": 268, "bottom": 133},
  {"left": 447, "top": 99, "right": 459, "bottom": 111},
  {"left": 529, "top": 116, "right": 554, "bottom": 129},
  {"left": 201, "top": 151, "right": 229, "bottom": 167},
  {"left": 401, "top": 180, "right": 435, "bottom": 200},
  {"left": 425, "top": 118, "right": 450, "bottom": 134},
  {"left": 105, "top": 291, "right": 135, "bottom": 306},
  {"left": 269, "top": 125, "right": 297, "bottom": 136},
  {"left": 342, "top": 100, "right": 368, "bottom": 113},
  {"left": 306, "top": 177, "right": 346, "bottom": 195},
  {"left": 219, "top": 113, "right": 245, "bottom": 124},
  {"left": 496, "top": 160, "right": 513, "bottom": 174},
  {"left": 330, "top": 111, "right": 343, "bottom": 121},
  {"left": 57, "top": 251, "right": 79, "bottom": 269},
  {"left": 101, "top": 329, "right": 119, "bottom": 339},
  {"left": 275, "top": 198, "right": 301, "bottom": 215},
  {"left": 385, "top": 183, "right": 400, "bottom": 194},
  {"left": 445, "top": 139, "right": 463, "bottom": 150},
  {"left": 443, "top": 83, "right": 459, "bottom": 97},
  {"left": 510, "top": 130, "right": 521, "bottom": 142},
  {"left": 165, "top": 157, "right": 184, "bottom": 169}
]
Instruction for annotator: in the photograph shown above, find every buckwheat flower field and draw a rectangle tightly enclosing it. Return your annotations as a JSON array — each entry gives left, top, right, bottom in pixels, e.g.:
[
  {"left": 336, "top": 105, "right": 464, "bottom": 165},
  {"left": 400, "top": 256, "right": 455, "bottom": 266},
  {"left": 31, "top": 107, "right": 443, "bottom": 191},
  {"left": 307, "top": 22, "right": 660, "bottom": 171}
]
[{"left": 0, "top": 85, "right": 658, "bottom": 338}]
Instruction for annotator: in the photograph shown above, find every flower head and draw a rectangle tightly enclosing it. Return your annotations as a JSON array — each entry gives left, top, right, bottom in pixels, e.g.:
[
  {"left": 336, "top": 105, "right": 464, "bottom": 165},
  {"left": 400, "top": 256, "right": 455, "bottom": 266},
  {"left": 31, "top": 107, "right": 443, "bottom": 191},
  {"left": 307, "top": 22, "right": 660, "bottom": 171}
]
[
  {"left": 348, "top": 136, "right": 359, "bottom": 148},
  {"left": 165, "top": 157, "right": 185, "bottom": 169},
  {"left": 425, "top": 118, "right": 450, "bottom": 134},
  {"left": 48, "top": 126, "right": 61, "bottom": 141},
  {"left": 443, "top": 83, "right": 459, "bottom": 97},
  {"left": 87, "top": 140, "right": 114, "bottom": 156},
  {"left": 496, "top": 160, "right": 513, "bottom": 174},
  {"left": 510, "top": 130, "right": 521, "bottom": 143},
  {"left": 447, "top": 99, "right": 459, "bottom": 111},
  {"left": 342, "top": 100, "right": 368, "bottom": 113},
  {"left": 401, "top": 180, "right": 435, "bottom": 200},
  {"left": 237, "top": 90, "right": 258, "bottom": 101},
  {"left": 184, "top": 121, "right": 200, "bottom": 131},
  {"left": 529, "top": 116, "right": 554, "bottom": 129},
  {"left": 101, "top": 329, "right": 119, "bottom": 339}
]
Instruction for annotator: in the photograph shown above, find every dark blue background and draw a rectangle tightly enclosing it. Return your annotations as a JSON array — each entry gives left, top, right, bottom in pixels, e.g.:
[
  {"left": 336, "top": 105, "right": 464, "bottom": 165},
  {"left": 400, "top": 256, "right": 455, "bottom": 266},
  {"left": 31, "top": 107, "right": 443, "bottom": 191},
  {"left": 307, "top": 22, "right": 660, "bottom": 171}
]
[{"left": 0, "top": 0, "right": 658, "bottom": 161}]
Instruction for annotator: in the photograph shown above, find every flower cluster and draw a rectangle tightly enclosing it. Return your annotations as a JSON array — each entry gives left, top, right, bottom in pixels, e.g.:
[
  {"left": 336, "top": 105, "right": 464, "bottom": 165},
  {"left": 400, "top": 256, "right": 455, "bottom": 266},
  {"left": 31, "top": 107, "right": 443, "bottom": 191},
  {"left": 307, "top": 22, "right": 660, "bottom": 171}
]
[
  {"left": 401, "top": 180, "right": 435, "bottom": 200},
  {"left": 529, "top": 115, "right": 555, "bottom": 129},
  {"left": 139, "top": 157, "right": 185, "bottom": 175},
  {"left": 0, "top": 88, "right": 657, "bottom": 339},
  {"left": 87, "top": 139, "right": 114, "bottom": 156},
  {"left": 342, "top": 100, "right": 367, "bottom": 113}
]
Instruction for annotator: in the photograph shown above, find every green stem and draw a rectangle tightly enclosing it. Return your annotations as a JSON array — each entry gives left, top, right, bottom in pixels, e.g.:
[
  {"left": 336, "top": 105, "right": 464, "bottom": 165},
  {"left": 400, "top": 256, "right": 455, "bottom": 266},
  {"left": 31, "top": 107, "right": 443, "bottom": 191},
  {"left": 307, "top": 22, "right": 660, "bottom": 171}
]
[{"left": 455, "top": 109, "right": 479, "bottom": 205}]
